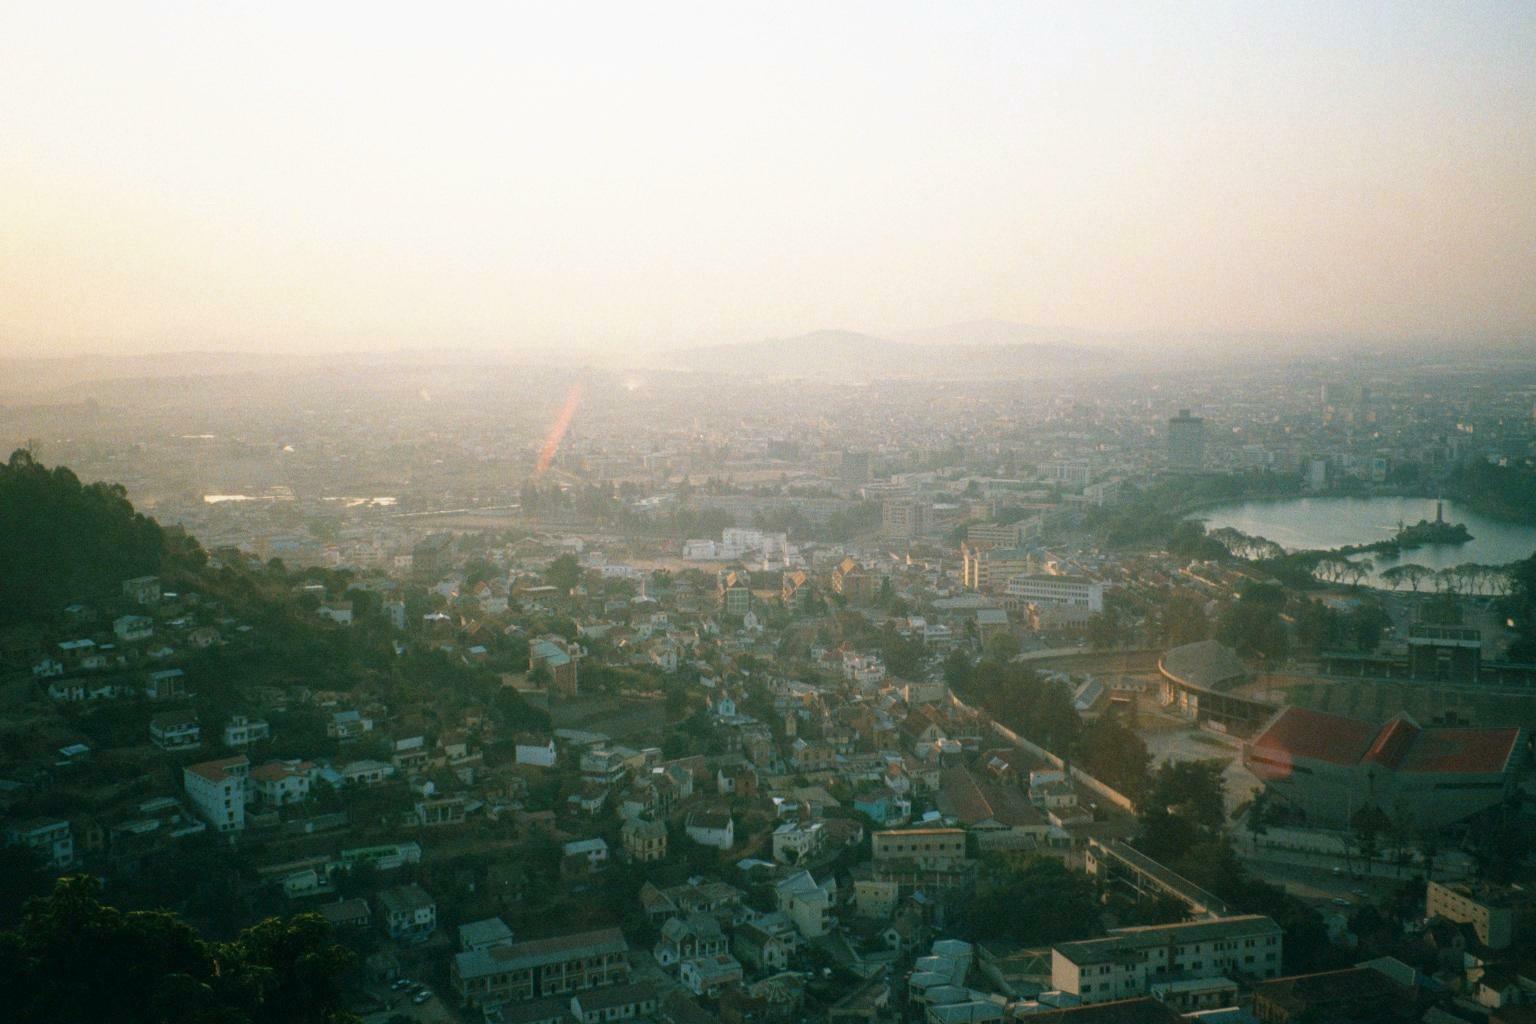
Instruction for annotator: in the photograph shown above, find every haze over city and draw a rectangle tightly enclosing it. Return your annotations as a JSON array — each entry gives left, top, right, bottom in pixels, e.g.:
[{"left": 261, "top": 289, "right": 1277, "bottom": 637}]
[
  {"left": 3, "top": 2, "right": 1535, "bottom": 359},
  {"left": 4, "top": 6, "right": 1536, "bottom": 1024}
]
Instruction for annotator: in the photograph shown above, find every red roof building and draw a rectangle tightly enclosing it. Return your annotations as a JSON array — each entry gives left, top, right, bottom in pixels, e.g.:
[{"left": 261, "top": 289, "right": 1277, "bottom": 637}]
[{"left": 1245, "top": 708, "right": 1524, "bottom": 831}]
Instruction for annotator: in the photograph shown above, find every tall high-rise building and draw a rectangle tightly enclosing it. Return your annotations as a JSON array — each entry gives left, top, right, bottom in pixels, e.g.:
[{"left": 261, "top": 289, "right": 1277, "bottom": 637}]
[{"left": 1167, "top": 409, "right": 1206, "bottom": 472}]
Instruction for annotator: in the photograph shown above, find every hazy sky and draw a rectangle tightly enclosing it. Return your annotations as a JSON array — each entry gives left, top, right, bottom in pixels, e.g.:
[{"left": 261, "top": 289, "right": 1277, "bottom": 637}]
[{"left": 2, "top": 2, "right": 1534, "bottom": 356}]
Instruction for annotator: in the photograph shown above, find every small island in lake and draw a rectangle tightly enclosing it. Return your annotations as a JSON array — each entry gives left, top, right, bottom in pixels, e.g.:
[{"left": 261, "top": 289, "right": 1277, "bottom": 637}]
[{"left": 1395, "top": 501, "right": 1473, "bottom": 548}]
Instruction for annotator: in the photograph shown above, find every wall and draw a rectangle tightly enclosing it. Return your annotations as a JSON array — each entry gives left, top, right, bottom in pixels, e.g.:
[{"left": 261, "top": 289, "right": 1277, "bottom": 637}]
[{"left": 982, "top": 713, "right": 1137, "bottom": 813}]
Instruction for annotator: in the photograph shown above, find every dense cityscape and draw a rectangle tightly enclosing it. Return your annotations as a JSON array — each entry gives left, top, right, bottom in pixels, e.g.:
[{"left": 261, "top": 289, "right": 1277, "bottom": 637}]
[
  {"left": 1, "top": 345, "right": 1534, "bottom": 1024},
  {"left": 5, "top": 4, "right": 1536, "bottom": 1023}
]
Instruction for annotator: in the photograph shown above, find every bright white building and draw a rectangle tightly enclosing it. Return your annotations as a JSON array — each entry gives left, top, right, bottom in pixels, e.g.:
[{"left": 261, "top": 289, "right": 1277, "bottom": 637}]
[
  {"left": 774, "top": 870, "right": 836, "bottom": 939},
  {"left": 685, "top": 808, "right": 734, "bottom": 850},
  {"left": 1051, "top": 915, "right": 1281, "bottom": 1004},
  {"left": 183, "top": 756, "right": 251, "bottom": 832},
  {"left": 515, "top": 735, "right": 557, "bottom": 767},
  {"left": 1005, "top": 574, "right": 1104, "bottom": 612}
]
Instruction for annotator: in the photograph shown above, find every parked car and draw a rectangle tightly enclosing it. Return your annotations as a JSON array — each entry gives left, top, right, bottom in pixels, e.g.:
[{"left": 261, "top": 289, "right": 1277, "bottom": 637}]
[{"left": 412, "top": 991, "right": 433, "bottom": 1005}]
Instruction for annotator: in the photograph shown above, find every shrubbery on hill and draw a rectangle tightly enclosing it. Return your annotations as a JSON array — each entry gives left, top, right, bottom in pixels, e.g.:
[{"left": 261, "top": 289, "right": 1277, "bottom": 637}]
[{"left": 0, "top": 449, "right": 202, "bottom": 628}]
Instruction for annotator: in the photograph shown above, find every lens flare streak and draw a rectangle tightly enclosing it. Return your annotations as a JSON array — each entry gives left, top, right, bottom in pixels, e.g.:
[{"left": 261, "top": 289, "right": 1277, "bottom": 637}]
[{"left": 534, "top": 382, "right": 583, "bottom": 476}]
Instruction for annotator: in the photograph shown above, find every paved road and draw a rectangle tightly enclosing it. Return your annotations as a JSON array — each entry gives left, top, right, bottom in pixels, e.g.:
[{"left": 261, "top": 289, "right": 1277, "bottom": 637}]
[{"left": 1239, "top": 854, "right": 1412, "bottom": 910}]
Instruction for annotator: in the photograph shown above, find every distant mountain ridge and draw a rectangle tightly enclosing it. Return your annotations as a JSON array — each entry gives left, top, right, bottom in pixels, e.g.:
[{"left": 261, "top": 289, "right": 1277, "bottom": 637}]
[{"left": 666, "top": 325, "right": 1117, "bottom": 379}]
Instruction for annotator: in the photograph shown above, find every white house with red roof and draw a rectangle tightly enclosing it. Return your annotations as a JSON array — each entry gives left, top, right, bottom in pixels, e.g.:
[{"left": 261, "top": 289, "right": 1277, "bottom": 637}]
[{"left": 250, "top": 759, "right": 318, "bottom": 807}]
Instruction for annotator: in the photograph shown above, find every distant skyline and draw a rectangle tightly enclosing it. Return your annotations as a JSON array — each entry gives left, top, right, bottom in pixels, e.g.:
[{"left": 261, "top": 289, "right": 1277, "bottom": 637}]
[{"left": 2, "top": 2, "right": 1534, "bottom": 357}]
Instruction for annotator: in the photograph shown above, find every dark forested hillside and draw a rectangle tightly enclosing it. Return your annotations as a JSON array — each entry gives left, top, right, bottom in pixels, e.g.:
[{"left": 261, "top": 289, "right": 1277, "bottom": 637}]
[{"left": 0, "top": 450, "right": 199, "bottom": 628}]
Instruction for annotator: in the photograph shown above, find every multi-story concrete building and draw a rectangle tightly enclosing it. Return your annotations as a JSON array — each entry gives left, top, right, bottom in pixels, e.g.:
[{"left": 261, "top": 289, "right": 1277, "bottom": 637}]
[
  {"left": 621, "top": 817, "right": 668, "bottom": 862},
  {"left": 781, "top": 570, "right": 812, "bottom": 610},
  {"left": 1051, "top": 915, "right": 1282, "bottom": 1004},
  {"left": 771, "top": 821, "right": 825, "bottom": 864},
  {"left": 716, "top": 571, "right": 751, "bottom": 616},
  {"left": 961, "top": 545, "right": 1037, "bottom": 593},
  {"left": 122, "top": 575, "right": 162, "bottom": 605},
  {"left": 183, "top": 756, "right": 250, "bottom": 832},
  {"left": 830, "top": 556, "right": 877, "bottom": 602},
  {"left": 451, "top": 927, "right": 630, "bottom": 1007},
  {"left": 872, "top": 828, "right": 968, "bottom": 863},
  {"left": 149, "top": 711, "right": 202, "bottom": 751},
  {"left": 882, "top": 499, "right": 928, "bottom": 541},
  {"left": 1426, "top": 880, "right": 1524, "bottom": 950},
  {"left": 774, "top": 871, "right": 835, "bottom": 939},
  {"left": 1168, "top": 409, "right": 1206, "bottom": 472},
  {"left": 1005, "top": 574, "right": 1104, "bottom": 613},
  {"left": 965, "top": 519, "right": 1040, "bottom": 549},
  {"left": 378, "top": 884, "right": 437, "bottom": 943},
  {"left": 1042, "top": 459, "right": 1094, "bottom": 487},
  {"left": 249, "top": 759, "right": 315, "bottom": 807}
]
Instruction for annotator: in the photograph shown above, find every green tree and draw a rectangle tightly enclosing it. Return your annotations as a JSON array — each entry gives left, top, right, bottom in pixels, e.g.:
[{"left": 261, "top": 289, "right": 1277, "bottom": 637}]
[
  {"left": 0, "top": 876, "right": 358, "bottom": 1024},
  {"left": 1158, "top": 592, "right": 1210, "bottom": 647},
  {"left": 0, "top": 451, "right": 177, "bottom": 627},
  {"left": 964, "top": 856, "right": 1100, "bottom": 945},
  {"left": 544, "top": 553, "right": 582, "bottom": 594},
  {"left": 981, "top": 631, "right": 1019, "bottom": 662},
  {"left": 1216, "top": 583, "right": 1289, "bottom": 662},
  {"left": 942, "top": 649, "right": 975, "bottom": 690},
  {"left": 1079, "top": 718, "right": 1152, "bottom": 801}
]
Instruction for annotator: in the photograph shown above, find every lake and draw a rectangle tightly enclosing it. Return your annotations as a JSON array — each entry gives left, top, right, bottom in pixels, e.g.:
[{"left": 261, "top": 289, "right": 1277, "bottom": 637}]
[{"left": 1198, "top": 496, "right": 1536, "bottom": 582}]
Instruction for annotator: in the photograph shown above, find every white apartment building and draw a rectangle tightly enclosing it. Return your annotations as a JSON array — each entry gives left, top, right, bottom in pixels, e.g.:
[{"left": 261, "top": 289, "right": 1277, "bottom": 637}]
[
  {"left": 183, "top": 756, "right": 251, "bottom": 832},
  {"left": 1006, "top": 574, "right": 1104, "bottom": 613},
  {"left": 774, "top": 870, "right": 836, "bottom": 939},
  {"left": 1051, "top": 915, "right": 1281, "bottom": 1004}
]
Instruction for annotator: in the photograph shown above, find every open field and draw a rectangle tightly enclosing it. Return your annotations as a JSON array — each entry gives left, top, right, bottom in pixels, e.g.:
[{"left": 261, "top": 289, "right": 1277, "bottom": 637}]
[{"left": 551, "top": 694, "right": 670, "bottom": 741}]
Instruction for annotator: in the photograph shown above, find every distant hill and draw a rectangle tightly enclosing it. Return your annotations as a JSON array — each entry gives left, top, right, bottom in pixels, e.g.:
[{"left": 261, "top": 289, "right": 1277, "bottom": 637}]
[{"left": 665, "top": 326, "right": 1115, "bottom": 379}]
